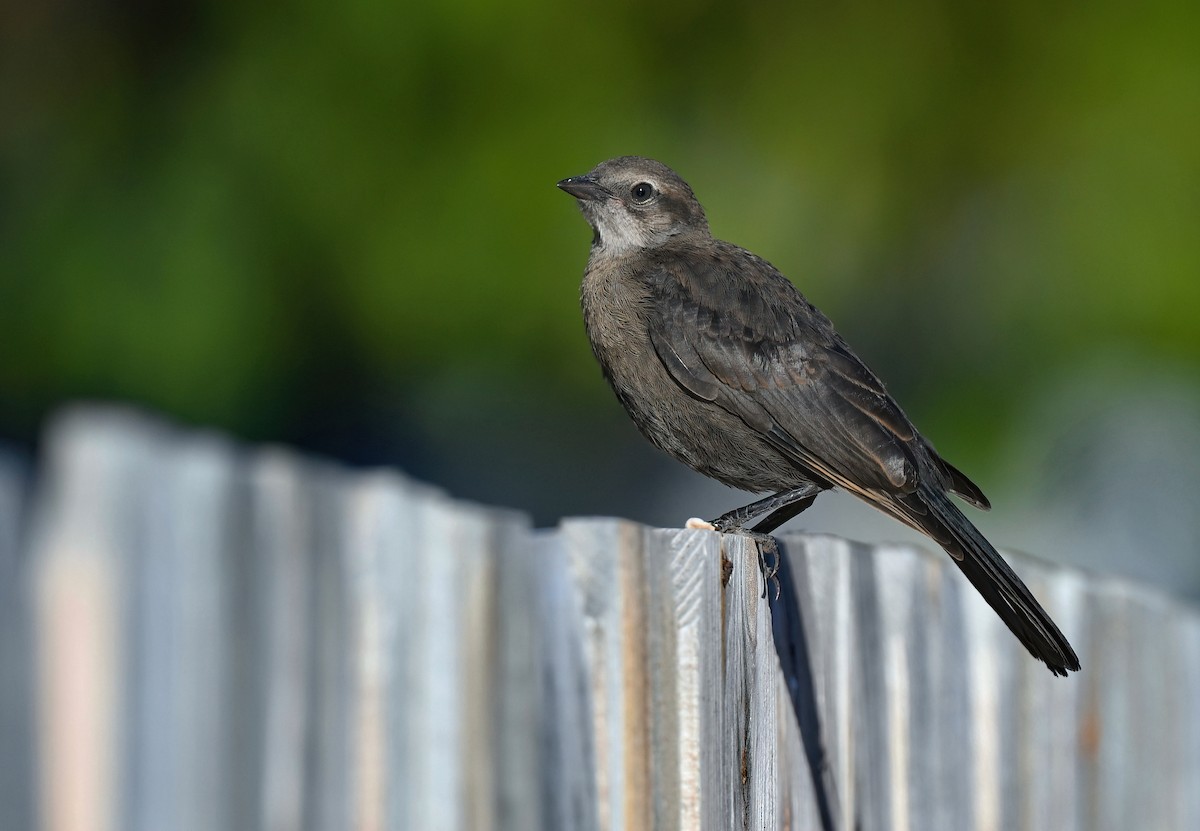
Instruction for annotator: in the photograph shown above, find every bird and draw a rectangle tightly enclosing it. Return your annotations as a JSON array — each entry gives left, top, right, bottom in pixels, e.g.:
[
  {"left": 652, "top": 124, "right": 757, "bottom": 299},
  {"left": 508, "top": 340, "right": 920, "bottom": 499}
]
[{"left": 557, "top": 155, "right": 1080, "bottom": 676}]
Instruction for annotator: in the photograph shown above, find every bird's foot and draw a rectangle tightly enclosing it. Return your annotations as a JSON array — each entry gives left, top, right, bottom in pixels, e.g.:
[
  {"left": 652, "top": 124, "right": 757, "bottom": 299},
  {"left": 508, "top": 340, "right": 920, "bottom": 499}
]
[
  {"left": 697, "top": 523, "right": 780, "bottom": 600},
  {"left": 684, "top": 517, "right": 781, "bottom": 598}
]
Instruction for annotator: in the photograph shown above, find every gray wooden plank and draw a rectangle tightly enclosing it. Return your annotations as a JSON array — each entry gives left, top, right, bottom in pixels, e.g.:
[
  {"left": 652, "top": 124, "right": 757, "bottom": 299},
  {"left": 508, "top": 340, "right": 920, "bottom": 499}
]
[
  {"left": 0, "top": 452, "right": 35, "bottom": 831},
  {"left": 129, "top": 427, "right": 240, "bottom": 831},
  {"left": 339, "top": 471, "right": 400, "bottom": 830},
  {"left": 849, "top": 537, "right": 890, "bottom": 831},
  {"left": 1129, "top": 589, "right": 1177, "bottom": 831},
  {"left": 1085, "top": 578, "right": 1144, "bottom": 831},
  {"left": 1108, "top": 582, "right": 1175, "bottom": 831},
  {"left": 301, "top": 464, "right": 353, "bottom": 831},
  {"left": 961, "top": 551, "right": 1021, "bottom": 831},
  {"left": 724, "top": 534, "right": 782, "bottom": 831},
  {"left": 859, "top": 541, "right": 995, "bottom": 831},
  {"left": 1014, "top": 560, "right": 1089, "bottom": 831},
  {"left": 32, "top": 409, "right": 160, "bottom": 831},
  {"left": 341, "top": 470, "right": 427, "bottom": 831},
  {"left": 34, "top": 408, "right": 234, "bottom": 831},
  {"left": 774, "top": 667, "right": 816, "bottom": 831},
  {"left": 779, "top": 533, "right": 858, "bottom": 831},
  {"left": 487, "top": 513, "right": 542, "bottom": 831},
  {"left": 246, "top": 447, "right": 320, "bottom": 831},
  {"left": 560, "top": 518, "right": 650, "bottom": 831},
  {"left": 861, "top": 543, "right": 924, "bottom": 831},
  {"left": 453, "top": 499, "right": 502, "bottom": 831},
  {"left": 922, "top": 551, "right": 973, "bottom": 831},
  {"left": 644, "top": 527, "right": 725, "bottom": 831},
  {"left": 1171, "top": 612, "right": 1200, "bottom": 829},
  {"left": 415, "top": 493, "right": 472, "bottom": 831},
  {"left": 400, "top": 481, "right": 481, "bottom": 830},
  {"left": 222, "top": 451, "right": 267, "bottom": 831},
  {"left": 756, "top": 558, "right": 788, "bottom": 831},
  {"left": 346, "top": 472, "right": 535, "bottom": 831},
  {"left": 531, "top": 527, "right": 598, "bottom": 831}
]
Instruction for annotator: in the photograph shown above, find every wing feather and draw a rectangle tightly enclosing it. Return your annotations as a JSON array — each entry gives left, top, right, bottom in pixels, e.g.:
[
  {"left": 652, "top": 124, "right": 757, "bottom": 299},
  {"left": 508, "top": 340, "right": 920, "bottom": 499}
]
[{"left": 643, "top": 243, "right": 930, "bottom": 497}]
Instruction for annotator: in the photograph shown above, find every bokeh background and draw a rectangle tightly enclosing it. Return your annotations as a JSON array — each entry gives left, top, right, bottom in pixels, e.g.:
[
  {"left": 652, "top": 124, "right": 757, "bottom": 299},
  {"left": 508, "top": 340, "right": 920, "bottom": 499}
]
[{"left": 2, "top": 1, "right": 1198, "bottom": 595}]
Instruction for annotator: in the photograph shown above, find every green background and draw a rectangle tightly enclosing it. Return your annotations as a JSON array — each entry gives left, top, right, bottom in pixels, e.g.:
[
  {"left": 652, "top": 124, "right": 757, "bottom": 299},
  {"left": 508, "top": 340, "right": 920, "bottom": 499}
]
[{"left": 3, "top": 1, "right": 1198, "bottom": 583}]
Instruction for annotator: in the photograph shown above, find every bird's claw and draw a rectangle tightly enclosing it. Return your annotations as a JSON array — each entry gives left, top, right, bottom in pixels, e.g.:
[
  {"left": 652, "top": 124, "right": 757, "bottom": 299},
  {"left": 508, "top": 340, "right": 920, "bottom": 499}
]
[
  {"left": 727, "top": 528, "right": 782, "bottom": 600},
  {"left": 755, "top": 534, "right": 782, "bottom": 601},
  {"left": 687, "top": 516, "right": 781, "bottom": 599}
]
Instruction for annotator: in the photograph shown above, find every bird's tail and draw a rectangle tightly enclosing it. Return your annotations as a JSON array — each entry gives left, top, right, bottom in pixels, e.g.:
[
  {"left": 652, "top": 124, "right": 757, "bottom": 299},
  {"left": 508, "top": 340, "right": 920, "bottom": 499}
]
[{"left": 899, "top": 487, "right": 1081, "bottom": 676}]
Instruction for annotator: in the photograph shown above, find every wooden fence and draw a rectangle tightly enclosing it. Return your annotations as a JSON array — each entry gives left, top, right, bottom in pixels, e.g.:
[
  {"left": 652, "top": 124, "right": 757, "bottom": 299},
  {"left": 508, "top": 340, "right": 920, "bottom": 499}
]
[{"left": 3, "top": 406, "right": 1199, "bottom": 830}]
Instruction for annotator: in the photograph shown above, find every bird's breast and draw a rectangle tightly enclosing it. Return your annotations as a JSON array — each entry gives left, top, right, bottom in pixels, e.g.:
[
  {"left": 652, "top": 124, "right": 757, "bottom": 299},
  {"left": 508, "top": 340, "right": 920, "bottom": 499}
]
[
  {"left": 580, "top": 262, "right": 655, "bottom": 359},
  {"left": 580, "top": 262, "right": 675, "bottom": 422},
  {"left": 578, "top": 260, "right": 801, "bottom": 492}
]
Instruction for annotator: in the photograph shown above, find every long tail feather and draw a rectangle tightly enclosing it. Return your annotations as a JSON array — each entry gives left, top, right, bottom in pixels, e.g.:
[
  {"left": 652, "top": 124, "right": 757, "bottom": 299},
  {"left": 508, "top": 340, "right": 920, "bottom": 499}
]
[{"left": 907, "top": 487, "right": 1081, "bottom": 676}]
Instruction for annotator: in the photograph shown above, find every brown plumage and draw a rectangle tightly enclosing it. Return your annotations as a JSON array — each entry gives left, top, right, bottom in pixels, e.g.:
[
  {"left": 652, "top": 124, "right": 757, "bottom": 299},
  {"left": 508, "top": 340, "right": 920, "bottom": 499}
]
[{"left": 558, "top": 155, "right": 1079, "bottom": 676}]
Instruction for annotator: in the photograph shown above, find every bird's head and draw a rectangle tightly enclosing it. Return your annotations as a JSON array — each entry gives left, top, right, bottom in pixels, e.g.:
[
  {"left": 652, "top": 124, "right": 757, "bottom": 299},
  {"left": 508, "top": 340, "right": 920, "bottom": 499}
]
[{"left": 557, "top": 156, "right": 710, "bottom": 254}]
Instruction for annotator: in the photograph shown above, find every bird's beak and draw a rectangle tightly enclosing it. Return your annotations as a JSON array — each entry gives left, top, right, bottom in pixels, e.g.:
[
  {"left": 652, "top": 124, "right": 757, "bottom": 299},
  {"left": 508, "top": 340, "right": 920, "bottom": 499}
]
[{"left": 557, "top": 175, "right": 610, "bottom": 201}]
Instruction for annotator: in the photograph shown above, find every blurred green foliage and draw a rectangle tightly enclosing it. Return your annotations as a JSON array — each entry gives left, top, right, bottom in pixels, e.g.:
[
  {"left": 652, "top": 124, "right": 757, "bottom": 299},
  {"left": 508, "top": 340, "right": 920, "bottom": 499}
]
[{"left": 2, "top": 0, "right": 1197, "bottom": 475}]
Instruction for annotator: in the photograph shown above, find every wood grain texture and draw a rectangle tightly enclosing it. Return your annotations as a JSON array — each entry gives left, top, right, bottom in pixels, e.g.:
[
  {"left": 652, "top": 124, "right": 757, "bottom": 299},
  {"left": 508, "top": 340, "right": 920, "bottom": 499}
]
[{"left": 9, "top": 407, "right": 1200, "bottom": 831}]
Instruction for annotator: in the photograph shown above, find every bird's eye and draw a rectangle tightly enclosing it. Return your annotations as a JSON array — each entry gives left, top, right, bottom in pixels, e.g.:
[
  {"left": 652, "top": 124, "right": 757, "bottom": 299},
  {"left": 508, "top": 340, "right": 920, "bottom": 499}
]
[{"left": 630, "top": 182, "right": 655, "bottom": 203}]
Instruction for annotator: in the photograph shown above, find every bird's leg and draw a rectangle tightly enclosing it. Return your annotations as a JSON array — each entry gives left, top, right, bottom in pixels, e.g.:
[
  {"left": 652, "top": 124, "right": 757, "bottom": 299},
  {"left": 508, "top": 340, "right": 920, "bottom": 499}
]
[
  {"left": 703, "top": 484, "right": 823, "bottom": 533},
  {"left": 749, "top": 493, "right": 818, "bottom": 535},
  {"left": 747, "top": 494, "right": 817, "bottom": 600},
  {"left": 684, "top": 485, "right": 822, "bottom": 600}
]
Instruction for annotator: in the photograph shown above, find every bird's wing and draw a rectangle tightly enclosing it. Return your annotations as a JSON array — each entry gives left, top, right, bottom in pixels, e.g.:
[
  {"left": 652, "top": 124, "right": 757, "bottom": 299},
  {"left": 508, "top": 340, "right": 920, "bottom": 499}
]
[{"left": 644, "top": 244, "right": 929, "bottom": 499}]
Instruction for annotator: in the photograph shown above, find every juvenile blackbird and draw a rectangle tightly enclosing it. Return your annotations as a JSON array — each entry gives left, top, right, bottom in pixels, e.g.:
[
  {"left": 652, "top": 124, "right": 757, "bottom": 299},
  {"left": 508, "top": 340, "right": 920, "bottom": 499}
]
[{"left": 558, "top": 156, "right": 1080, "bottom": 676}]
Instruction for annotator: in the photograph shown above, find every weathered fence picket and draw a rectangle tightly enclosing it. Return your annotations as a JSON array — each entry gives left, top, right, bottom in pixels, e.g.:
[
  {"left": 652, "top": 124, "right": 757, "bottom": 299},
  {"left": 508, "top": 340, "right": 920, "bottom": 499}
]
[
  {"left": 4, "top": 406, "right": 1200, "bottom": 830},
  {"left": 0, "top": 453, "right": 35, "bottom": 831}
]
